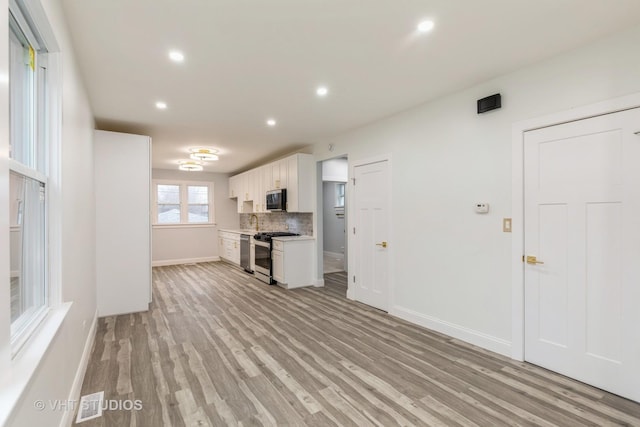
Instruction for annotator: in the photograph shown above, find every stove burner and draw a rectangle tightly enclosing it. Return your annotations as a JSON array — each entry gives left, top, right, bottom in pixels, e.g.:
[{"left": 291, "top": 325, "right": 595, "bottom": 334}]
[{"left": 253, "top": 231, "right": 299, "bottom": 242}]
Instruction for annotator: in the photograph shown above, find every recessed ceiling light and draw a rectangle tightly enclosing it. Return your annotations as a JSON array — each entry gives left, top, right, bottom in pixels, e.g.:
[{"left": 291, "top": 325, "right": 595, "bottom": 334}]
[
  {"left": 417, "top": 20, "right": 435, "bottom": 33},
  {"left": 178, "top": 160, "right": 204, "bottom": 171},
  {"left": 169, "top": 50, "right": 184, "bottom": 62},
  {"left": 155, "top": 101, "right": 167, "bottom": 109},
  {"left": 266, "top": 119, "right": 277, "bottom": 127},
  {"left": 316, "top": 86, "right": 329, "bottom": 97}
]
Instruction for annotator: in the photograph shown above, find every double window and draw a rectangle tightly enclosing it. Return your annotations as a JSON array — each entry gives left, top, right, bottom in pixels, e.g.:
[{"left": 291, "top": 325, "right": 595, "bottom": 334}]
[
  {"left": 154, "top": 181, "right": 214, "bottom": 225},
  {"left": 9, "top": 2, "right": 52, "bottom": 351}
]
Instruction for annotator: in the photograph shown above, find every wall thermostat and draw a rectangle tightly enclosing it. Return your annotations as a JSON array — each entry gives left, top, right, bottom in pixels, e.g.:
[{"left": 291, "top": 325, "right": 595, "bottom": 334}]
[{"left": 475, "top": 203, "right": 490, "bottom": 213}]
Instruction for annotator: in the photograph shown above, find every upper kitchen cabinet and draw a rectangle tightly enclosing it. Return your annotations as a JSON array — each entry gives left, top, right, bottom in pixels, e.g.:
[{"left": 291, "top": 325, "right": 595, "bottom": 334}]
[
  {"left": 270, "top": 159, "right": 288, "bottom": 190},
  {"left": 228, "top": 153, "right": 314, "bottom": 214},
  {"left": 229, "top": 174, "right": 240, "bottom": 198},
  {"left": 230, "top": 172, "right": 251, "bottom": 213},
  {"left": 252, "top": 167, "right": 265, "bottom": 213},
  {"left": 286, "top": 154, "right": 314, "bottom": 212}
]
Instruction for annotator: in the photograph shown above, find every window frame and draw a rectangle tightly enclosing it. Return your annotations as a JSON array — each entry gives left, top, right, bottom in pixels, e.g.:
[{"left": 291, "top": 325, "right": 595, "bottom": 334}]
[
  {"left": 7, "top": 0, "right": 61, "bottom": 358},
  {"left": 152, "top": 179, "right": 215, "bottom": 226},
  {"left": 335, "top": 182, "right": 346, "bottom": 208}
]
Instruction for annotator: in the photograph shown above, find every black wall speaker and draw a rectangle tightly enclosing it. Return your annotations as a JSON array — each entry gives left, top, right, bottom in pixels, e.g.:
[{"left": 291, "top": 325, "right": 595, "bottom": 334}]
[{"left": 477, "top": 93, "right": 501, "bottom": 114}]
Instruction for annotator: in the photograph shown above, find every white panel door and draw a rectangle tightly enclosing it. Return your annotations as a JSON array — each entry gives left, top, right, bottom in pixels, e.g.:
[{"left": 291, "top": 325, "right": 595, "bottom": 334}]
[
  {"left": 524, "top": 108, "right": 640, "bottom": 402},
  {"left": 353, "top": 160, "right": 390, "bottom": 311}
]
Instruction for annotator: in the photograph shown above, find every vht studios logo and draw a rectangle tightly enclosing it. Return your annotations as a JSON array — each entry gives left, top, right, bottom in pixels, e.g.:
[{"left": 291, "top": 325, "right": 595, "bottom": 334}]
[{"left": 34, "top": 399, "right": 143, "bottom": 411}]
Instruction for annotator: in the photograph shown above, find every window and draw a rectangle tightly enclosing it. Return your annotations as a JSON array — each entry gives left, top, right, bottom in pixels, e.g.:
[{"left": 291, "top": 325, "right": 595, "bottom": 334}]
[
  {"left": 336, "top": 183, "right": 345, "bottom": 208},
  {"left": 9, "top": 2, "right": 52, "bottom": 350},
  {"left": 153, "top": 181, "right": 214, "bottom": 225},
  {"left": 157, "top": 184, "right": 181, "bottom": 224},
  {"left": 188, "top": 185, "right": 209, "bottom": 223}
]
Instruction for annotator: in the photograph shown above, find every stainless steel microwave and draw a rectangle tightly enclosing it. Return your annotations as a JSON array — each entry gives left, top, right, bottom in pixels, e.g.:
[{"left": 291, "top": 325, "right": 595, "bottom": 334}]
[{"left": 266, "top": 189, "right": 287, "bottom": 211}]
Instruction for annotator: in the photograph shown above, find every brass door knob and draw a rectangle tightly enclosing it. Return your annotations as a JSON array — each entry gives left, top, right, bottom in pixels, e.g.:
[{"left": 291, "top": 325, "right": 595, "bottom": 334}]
[{"left": 376, "top": 241, "right": 388, "bottom": 248}]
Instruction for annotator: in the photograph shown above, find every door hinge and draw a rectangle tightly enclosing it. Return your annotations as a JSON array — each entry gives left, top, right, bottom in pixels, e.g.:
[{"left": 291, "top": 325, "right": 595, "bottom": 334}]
[
  {"left": 352, "top": 178, "right": 356, "bottom": 185},
  {"left": 353, "top": 227, "right": 356, "bottom": 234},
  {"left": 353, "top": 275, "right": 356, "bottom": 283},
  {"left": 522, "top": 255, "right": 525, "bottom": 262}
]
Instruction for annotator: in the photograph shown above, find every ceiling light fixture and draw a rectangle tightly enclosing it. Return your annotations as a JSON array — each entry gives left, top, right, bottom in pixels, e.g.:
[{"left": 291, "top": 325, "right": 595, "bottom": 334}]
[
  {"left": 155, "top": 101, "right": 167, "bottom": 109},
  {"left": 178, "top": 160, "right": 204, "bottom": 171},
  {"left": 189, "top": 147, "right": 219, "bottom": 161},
  {"left": 316, "top": 86, "right": 329, "bottom": 97},
  {"left": 266, "top": 119, "right": 277, "bottom": 127},
  {"left": 169, "top": 50, "right": 185, "bottom": 62},
  {"left": 417, "top": 20, "right": 435, "bottom": 33}
]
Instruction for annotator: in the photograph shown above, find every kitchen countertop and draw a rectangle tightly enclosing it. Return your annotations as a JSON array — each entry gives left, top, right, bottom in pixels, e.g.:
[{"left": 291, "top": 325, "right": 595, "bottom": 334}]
[
  {"left": 219, "top": 229, "right": 259, "bottom": 234},
  {"left": 272, "top": 235, "right": 315, "bottom": 241},
  {"left": 219, "top": 229, "right": 314, "bottom": 240}
]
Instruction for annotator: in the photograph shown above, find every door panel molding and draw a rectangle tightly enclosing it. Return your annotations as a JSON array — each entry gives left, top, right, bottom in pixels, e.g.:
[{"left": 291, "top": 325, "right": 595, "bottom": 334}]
[
  {"left": 511, "top": 92, "right": 640, "bottom": 362},
  {"left": 348, "top": 154, "right": 393, "bottom": 310}
]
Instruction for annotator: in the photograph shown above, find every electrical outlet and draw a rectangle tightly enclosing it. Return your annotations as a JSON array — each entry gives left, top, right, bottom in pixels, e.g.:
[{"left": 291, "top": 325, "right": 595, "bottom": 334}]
[{"left": 503, "top": 218, "right": 512, "bottom": 233}]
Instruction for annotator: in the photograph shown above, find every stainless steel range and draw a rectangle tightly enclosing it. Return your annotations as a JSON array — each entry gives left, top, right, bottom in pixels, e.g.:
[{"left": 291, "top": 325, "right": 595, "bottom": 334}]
[{"left": 253, "top": 232, "right": 299, "bottom": 284}]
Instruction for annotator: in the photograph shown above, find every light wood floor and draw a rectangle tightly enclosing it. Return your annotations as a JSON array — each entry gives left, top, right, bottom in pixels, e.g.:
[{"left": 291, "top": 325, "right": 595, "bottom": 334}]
[{"left": 75, "top": 262, "right": 640, "bottom": 426}]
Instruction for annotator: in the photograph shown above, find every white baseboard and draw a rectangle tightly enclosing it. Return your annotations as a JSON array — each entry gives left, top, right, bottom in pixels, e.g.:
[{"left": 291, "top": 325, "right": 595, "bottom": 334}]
[
  {"left": 389, "top": 305, "right": 511, "bottom": 357},
  {"left": 346, "top": 287, "right": 355, "bottom": 300},
  {"left": 313, "top": 279, "right": 325, "bottom": 287},
  {"left": 60, "top": 309, "right": 98, "bottom": 427},
  {"left": 152, "top": 256, "right": 220, "bottom": 267}
]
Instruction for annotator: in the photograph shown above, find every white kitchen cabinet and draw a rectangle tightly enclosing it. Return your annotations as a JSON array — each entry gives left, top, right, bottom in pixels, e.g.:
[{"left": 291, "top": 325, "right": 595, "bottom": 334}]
[
  {"left": 229, "top": 174, "right": 239, "bottom": 198},
  {"left": 271, "top": 237, "right": 314, "bottom": 289},
  {"left": 219, "top": 231, "right": 241, "bottom": 265},
  {"left": 95, "top": 130, "right": 151, "bottom": 316},
  {"left": 272, "top": 249, "right": 284, "bottom": 283},
  {"left": 286, "top": 153, "right": 314, "bottom": 212},
  {"left": 218, "top": 236, "right": 224, "bottom": 259},
  {"left": 251, "top": 167, "right": 264, "bottom": 212},
  {"left": 272, "top": 159, "right": 288, "bottom": 190},
  {"left": 228, "top": 153, "right": 314, "bottom": 213}
]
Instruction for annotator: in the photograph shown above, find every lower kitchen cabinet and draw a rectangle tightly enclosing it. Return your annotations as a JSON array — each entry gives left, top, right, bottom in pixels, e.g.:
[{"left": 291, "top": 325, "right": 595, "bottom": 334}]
[
  {"left": 271, "top": 238, "right": 314, "bottom": 289},
  {"left": 218, "top": 231, "right": 240, "bottom": 265}
]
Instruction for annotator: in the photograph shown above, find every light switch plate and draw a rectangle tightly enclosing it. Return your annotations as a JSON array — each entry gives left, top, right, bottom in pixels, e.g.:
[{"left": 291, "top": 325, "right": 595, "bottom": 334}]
[{"left": 503, "top": 218, "right": 512, "bottom": 232}]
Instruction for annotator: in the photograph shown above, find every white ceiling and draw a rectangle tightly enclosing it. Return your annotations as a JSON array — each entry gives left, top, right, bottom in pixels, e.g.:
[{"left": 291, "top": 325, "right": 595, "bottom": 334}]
[{"left": 62, "top": 0, "right": 640, "bottom": 174}]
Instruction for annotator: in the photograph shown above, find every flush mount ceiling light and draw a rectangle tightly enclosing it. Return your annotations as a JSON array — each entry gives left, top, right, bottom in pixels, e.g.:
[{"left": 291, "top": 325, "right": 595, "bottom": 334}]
[
  {"left": 168, "top": 50, "right": 185, "bottom": 62},
  {"left": 178, "top": 160, "right": 204, "bottom": 171},
  {"left": 188, "top": 147, "right": 219, "bottom": 161},
  {"left": 266, "top": 119, "right": 277, "bottom": 127},
  {"left": 316, "top": 86, "right": 329, "bottom": 97},
  {"left": 155, "top": 101, "right": 167, "bottom": 109},
  {"left": 417, "top": 20, "right": 435, "bottom": 33}
]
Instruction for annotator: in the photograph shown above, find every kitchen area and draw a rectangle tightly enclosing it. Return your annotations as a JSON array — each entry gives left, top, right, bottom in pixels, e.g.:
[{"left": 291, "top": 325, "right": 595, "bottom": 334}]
[{"left": 217, "top": 153, "right": 319, "bottom": 289}]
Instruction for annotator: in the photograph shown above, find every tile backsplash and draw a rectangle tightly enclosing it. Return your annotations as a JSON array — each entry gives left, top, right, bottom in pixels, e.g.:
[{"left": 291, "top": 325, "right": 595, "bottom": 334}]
[{"left": 239, "top": 212, "right": 313, "bottom": 236}]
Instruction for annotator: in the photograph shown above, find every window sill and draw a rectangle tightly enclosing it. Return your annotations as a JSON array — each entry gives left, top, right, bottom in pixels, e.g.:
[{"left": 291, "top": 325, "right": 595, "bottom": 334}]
[
  {"left": 0, "top": 302, "right": 72, "bottom": 427},
  {"left": 152, "top": 223, "right": 217, "bottom": 229}
]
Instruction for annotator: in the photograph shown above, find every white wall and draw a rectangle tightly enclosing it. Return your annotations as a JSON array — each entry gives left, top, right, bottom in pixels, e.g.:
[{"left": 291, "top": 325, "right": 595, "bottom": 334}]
[
  {"left": 322, "top": 157, "right": 348, "bottom": 182},
  {"left": 151, "top": 169, "right": 239, "bottom": 265},
  {"left": 313, "top": 24, "right": 640, "bottom": 355},
  {"left": 1, "top": 0, "right": 97, "bottom": 425}
]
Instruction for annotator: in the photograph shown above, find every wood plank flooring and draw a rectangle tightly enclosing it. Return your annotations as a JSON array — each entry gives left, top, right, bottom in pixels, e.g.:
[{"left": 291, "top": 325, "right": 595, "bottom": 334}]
[{"left": 75, "top": 262, "right": 640, "bottom": 426}]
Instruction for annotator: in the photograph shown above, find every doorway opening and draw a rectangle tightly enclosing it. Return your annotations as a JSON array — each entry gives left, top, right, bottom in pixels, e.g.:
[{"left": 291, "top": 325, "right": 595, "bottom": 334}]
[{"left": 320, "top": 157, "right": 348, "bottom": 291}]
